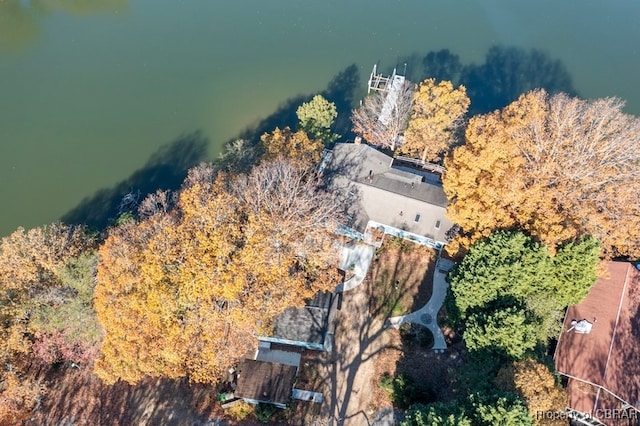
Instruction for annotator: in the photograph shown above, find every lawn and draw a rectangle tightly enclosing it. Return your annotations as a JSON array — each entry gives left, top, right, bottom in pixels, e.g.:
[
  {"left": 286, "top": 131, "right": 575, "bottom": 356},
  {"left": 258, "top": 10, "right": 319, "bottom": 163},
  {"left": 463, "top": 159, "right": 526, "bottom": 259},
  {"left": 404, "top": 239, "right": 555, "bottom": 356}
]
[{"left": 368, "top": 237, "right": 437, "bottom": 319}]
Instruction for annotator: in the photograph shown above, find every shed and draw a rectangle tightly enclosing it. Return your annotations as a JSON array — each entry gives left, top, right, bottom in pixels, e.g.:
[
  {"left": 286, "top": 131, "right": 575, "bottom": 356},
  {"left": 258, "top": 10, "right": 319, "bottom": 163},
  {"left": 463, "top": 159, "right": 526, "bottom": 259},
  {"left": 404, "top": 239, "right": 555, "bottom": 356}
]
[{"left": 234, "top": 359, "right": 297, "bottom": 408}]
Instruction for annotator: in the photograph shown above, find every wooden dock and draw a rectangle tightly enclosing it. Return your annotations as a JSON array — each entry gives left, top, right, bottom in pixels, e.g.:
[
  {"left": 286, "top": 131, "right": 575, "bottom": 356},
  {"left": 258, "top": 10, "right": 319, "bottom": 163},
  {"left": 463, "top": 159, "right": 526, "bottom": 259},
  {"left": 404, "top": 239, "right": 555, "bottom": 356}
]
[{"left": 367, "top": 64, "right": 407, "bottom": 126}]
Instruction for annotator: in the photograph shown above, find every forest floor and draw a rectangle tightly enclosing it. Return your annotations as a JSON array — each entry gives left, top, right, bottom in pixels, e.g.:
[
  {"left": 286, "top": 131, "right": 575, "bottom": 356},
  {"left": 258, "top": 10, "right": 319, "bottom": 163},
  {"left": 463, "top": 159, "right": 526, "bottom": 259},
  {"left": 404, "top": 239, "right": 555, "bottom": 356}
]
[{"left": 25, "top": 362, "right": 224, "bottom": 426}]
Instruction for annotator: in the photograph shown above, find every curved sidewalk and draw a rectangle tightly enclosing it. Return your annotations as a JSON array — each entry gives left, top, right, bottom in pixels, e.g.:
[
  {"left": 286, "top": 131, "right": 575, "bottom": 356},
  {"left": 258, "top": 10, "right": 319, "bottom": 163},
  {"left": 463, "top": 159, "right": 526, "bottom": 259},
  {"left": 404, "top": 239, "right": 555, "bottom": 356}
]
[
  {"left": 334, "top": 242, "right": 375, "bottom": 293},
  {"left": 387, "top": 258, "right": 454, "bottom": 351}
]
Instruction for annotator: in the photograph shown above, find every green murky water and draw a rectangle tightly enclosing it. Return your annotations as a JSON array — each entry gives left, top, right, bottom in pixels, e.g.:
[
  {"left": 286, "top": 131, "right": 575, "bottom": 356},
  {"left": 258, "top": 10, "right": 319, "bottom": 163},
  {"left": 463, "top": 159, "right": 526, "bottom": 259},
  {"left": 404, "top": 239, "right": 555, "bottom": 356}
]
[{"left": 1, "top": 0, "right": 639, "bottom": 236}]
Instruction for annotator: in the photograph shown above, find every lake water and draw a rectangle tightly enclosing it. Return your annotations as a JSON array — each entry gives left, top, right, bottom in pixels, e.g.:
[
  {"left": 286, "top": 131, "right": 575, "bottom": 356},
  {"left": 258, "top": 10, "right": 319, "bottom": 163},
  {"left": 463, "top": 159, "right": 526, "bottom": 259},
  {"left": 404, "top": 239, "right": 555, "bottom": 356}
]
[{"left": 1, "top": 0, "right": 639, "bottom": 236}]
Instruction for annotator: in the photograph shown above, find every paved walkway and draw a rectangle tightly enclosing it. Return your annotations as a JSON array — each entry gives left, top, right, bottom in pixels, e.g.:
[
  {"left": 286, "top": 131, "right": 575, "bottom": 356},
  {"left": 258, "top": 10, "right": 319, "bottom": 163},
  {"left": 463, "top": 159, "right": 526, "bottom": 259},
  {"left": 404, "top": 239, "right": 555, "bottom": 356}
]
[
  {"left": 335, "top": 242, "right": 375, "bottom": 292},
  {"left": 387, "top": 258, "right": 455, "bottom": 351}
]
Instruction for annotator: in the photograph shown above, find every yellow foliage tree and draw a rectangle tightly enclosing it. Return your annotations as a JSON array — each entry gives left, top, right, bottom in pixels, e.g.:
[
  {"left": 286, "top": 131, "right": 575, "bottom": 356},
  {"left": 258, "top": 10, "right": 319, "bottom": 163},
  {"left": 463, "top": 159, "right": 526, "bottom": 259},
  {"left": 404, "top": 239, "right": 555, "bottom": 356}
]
[
  {"left": 444, "top": 89, "right": 640, "bottom": 257},
  {"left": 399, "top": 78, "right": 470, "bottom": 162},
  {"left": 261, "top": 126, "right": 324, "bottom": 165},
  {"left": 0, "top": 371, "right": 46, "bottom": 424},
  {"left": 95, "top": 160, "right": 342, "bottom": 385}
]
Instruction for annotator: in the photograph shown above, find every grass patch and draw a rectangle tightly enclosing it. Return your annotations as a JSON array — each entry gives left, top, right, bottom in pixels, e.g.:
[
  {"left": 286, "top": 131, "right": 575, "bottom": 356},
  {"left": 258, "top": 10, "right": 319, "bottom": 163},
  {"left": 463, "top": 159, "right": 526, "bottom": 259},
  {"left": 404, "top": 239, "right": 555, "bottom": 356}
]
[{"left": 369, "top": 241, "right": 437, "bottom": 318}]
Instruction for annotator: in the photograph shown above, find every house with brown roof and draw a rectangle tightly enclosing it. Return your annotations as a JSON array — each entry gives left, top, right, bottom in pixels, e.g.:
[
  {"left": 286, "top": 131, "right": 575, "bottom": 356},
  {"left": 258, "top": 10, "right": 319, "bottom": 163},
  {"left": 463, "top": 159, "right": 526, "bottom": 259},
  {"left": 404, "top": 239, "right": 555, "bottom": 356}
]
[
  {"left": 554, "top": 262, "right": 640, "bottom": 426},
  {"left": 234, "top": 359, "right": 298, "bottom": 408},
  {"left": 230, "top": 292, "right": 334, "bottom": 409}
]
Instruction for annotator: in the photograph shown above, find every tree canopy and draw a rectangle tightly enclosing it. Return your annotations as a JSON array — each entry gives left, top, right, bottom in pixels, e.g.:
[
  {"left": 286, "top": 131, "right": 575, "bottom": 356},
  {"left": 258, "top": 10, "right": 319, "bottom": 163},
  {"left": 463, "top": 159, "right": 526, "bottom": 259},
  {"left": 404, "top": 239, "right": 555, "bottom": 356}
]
[
  {"left": 296, "top": 94, "right": 339, "bottom": 144},
  {"left": 402, "top": 392, "right": 532, "bottom": 426},
  {"left": 351, "top": 80, "right": 415, "bottom": 150},
  {"left": 402, "top": 402, "right": 472, "bottom": 426},
  {"left": 448, "top": 231, "right": 600, "bottom": 357},
  {"left": 94, "top": 159, "right": 342, "bottom": 385},
  {"left": 444, "top": 89, "right": 640, "bottom": 257},
  {"left": 260, "top": 126, "right": 324, "bottom": 165},
  {"left": 495, "top": 359, "right": 568, "bottom": 426},
  {"left": 463, "top": 307, "right": 537, "bottom": 359},
  {"left": 398, "top": 78, "right": 470, "bottom": 162},
  {"left": 0, "top": 223, "right": 97, "bottom": 423}
]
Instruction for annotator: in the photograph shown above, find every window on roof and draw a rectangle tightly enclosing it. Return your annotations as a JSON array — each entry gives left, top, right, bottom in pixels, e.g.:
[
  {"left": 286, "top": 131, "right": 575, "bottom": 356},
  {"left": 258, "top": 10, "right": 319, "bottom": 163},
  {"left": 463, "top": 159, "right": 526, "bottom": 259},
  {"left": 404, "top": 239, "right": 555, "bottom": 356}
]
[
  {"left": 414, "top": 214, "right": 421, "bottom": 223},
  {"left": 435, "top": 220, "right": 441, "bottom": 229}
]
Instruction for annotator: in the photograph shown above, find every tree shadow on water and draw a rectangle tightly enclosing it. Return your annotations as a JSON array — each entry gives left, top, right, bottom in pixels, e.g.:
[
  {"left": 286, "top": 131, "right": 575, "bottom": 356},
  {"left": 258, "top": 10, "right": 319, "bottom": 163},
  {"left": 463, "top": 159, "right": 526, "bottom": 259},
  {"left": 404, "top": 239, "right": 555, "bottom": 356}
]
[
  {"left": 60, "top": 131, "right": 208, "bottom": 231},
  {"left": 322, "top": 63, "right": 360, "bottom": 140},
  {"left": 405, "top": 45, "right": 578, "bottom": 115},
  {"left": 228, "top": 64, "right": 360, "bottom": 147}
]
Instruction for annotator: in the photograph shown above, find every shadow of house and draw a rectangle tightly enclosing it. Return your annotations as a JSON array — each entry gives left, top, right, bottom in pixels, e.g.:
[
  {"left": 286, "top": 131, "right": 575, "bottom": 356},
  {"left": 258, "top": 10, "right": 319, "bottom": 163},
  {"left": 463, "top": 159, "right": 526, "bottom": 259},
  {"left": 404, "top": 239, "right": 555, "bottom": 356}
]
[
  {"left": 323, "top": 142, "right": 454, "bottom": 250},
  {"left": 554, "top": 262, "right": 640, "bottom": 426}
]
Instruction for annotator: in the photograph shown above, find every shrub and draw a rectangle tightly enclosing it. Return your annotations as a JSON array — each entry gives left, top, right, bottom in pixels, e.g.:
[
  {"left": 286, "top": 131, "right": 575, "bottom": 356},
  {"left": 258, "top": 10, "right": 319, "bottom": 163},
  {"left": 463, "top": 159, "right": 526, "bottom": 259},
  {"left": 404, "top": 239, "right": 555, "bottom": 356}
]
[
  {"left": 379, "top": 373, "right": 416, "bottom": 409},
  {"left": 254, "top": 403, "right": 278, "bottom": 423},
  {"left": 226, "top": 401, "right": 253, "bottom": 420}
]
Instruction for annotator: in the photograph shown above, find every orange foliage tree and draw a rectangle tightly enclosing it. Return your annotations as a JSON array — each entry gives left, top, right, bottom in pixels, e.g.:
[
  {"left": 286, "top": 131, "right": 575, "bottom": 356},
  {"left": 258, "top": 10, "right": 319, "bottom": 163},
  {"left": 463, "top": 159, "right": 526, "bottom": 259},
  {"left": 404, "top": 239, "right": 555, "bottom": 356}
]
[
  {"left": 496, "top": 359, "right": 568, "bottom": 426},
  {"left": 94, "top": 159, "right": 342, "bottom": 385},
  {"left": 444, "top": 89, "right": 640, "bottom": 257},
  {"left": 261, "top": 126, "right": 324, "bottom": 165},
  {"left": 398, "top": 78, "right": 470, "bottom": 162}
]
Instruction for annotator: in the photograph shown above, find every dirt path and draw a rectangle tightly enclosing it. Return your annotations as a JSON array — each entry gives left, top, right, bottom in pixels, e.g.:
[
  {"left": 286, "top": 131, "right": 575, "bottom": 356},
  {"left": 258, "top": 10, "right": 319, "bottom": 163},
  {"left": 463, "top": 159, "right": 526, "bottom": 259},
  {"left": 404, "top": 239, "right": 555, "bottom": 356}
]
[{"left": 319, "top": 282, "right": 393, "bottom": 426}]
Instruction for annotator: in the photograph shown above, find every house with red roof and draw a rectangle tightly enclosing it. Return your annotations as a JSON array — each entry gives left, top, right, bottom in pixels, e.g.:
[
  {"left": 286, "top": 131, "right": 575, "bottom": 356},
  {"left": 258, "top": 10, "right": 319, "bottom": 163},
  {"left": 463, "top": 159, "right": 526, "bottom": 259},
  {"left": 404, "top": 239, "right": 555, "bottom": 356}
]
[{"left": 554, "top": 262, "right": 640, "bottom": 426}]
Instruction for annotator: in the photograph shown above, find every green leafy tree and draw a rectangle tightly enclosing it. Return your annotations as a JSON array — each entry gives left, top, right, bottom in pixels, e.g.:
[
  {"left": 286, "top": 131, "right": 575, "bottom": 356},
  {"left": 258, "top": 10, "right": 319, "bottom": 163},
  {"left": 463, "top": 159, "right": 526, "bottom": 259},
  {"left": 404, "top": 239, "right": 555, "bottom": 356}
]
[
  {"left": 470, "top": 392, "right": 533, "bottom": 426},
  {"left": 552, "top": 238, "right": 601, "bottom": 306},
  {"left": 448, "top": 231, "right": 600, "bottom": 348},
  {"left": 379, "top": 373, "right": 416, "bottom": 409},
  {"left": 296, "top": 95, "right": 339, "bottom": 144},
  {"left": 403, "top": 392, "right": 532, "bottom": 426},
  {"left": 402, "top": 403, "right": 472, "bottom": 426},
  {"left": 448, "top": 231, "right": 552, "bottom": 317},
  {"left": 464, "top": 307, "right": 537, "bottom": 359}
]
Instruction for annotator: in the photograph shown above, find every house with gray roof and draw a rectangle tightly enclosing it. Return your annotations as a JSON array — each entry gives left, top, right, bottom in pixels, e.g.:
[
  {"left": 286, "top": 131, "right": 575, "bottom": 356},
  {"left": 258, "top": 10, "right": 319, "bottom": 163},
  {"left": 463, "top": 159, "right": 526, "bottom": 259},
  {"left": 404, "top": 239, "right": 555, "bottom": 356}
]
[
  {"left": 257, "top": 291, "right": 338, "bottom": 352},
  {"left": 323, "top": 141, "right": 455, "bottom": 249},
  {"left": 230, "top": 292, "right": 336, "bottom": 409}
]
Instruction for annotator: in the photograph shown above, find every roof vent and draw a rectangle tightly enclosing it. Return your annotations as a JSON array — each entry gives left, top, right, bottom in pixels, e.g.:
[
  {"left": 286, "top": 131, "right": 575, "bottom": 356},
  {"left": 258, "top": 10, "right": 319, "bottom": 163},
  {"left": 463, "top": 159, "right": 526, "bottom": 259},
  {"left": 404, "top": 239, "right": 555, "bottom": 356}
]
[{"left": 568, "top": 319, "right": 593, "bottom": 334}]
